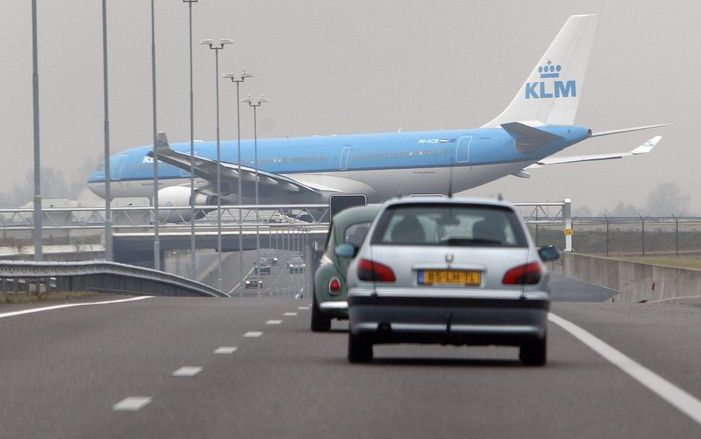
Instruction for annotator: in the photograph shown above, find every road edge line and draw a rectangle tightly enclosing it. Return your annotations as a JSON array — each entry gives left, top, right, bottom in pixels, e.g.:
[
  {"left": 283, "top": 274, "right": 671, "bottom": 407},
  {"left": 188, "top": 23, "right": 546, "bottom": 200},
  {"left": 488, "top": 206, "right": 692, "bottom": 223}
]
[
  {"left": 548, "top": 312, "right": 701, "bottom": 426},
  {"left": 0, "top": 296, "right": 152, "bottom": 319}
]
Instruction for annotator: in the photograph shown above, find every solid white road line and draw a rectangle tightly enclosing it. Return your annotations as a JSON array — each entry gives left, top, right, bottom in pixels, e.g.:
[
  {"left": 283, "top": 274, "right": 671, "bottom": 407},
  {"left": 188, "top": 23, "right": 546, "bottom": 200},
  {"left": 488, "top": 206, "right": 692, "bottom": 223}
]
[
  {"left": 548, "top": 312, "right": 701, "bottom": 426},
  {"left": 172, "top": 366, "right": 203, "bottom": 377},
  {"left": 283, "top": 312, "right": 297, "bottom": 316},
  {"left": 113, "top": 396, "right": 152, "bottom": 411},
  {"left": 244, "top": 331, "right": 262, "bottom": 337},
  {"left": 213, "top": 346, "right": 238, "bottom": 354},
  {"left": 0, "top": 296, "right": 152, "bottom": 320},
  {"left": 266, "top": 320, "right": 282, "bottom": 325}
]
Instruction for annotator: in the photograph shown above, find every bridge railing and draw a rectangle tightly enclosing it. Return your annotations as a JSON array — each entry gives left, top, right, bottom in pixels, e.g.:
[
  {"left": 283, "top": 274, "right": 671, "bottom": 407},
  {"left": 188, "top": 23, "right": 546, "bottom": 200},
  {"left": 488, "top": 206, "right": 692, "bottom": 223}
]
[
  {"left": 0, "top": 204, "right": 331, "bottom": 231},
  {"left": 0, "top": 260, "right": 227, "bottom": 298},
  {"left": 0, "top": 200, "right": 574, "bottom": 250}
]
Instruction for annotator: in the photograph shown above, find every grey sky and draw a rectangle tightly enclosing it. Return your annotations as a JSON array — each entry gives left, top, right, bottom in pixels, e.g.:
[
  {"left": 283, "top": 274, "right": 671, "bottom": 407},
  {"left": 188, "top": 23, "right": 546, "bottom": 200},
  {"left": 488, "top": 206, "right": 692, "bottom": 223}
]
[{"left": 2, "top": 0, "right": 699, "bottom": 211}]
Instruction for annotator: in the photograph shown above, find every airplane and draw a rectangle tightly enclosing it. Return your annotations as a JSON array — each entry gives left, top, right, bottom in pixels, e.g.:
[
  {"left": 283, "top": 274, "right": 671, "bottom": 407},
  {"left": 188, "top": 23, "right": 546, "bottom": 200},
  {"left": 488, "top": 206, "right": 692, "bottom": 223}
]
[{"left": 88, "top": 14, "right": 666, "bottom": 220}]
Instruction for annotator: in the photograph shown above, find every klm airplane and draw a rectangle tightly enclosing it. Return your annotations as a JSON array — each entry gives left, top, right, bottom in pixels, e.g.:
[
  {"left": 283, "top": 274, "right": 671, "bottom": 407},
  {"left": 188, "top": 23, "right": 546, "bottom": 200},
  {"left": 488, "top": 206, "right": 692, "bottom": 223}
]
[{"left": 88, "top": 14, "right": 665, "bottom": 217}]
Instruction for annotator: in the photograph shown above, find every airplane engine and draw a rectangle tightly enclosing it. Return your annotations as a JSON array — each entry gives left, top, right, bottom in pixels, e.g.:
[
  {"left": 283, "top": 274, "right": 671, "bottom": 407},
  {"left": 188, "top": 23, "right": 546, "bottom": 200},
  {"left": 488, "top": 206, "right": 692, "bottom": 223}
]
[{"left": 157, "top": 186, "right": 212, "bottom": 223}]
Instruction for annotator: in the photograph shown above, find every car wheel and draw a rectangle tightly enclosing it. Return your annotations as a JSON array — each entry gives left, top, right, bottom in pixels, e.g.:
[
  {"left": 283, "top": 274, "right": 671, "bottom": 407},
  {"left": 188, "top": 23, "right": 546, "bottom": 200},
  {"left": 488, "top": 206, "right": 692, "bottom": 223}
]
[
  {"left": 347, "top": 333, "right": 373, "bottom": 363},
  {"left": 520, "top": 335, "right": 547, "bottom": 366},
  {"left": 311, "top": 293, "right": 332, "bottom": 332}
]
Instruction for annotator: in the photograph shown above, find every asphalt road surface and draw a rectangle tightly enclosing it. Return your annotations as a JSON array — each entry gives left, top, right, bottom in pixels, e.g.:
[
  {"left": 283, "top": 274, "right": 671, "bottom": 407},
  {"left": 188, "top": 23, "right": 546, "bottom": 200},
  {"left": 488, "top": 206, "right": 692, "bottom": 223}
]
[{"left": 0, "top": 274, "right": 699, "bottom": 438}]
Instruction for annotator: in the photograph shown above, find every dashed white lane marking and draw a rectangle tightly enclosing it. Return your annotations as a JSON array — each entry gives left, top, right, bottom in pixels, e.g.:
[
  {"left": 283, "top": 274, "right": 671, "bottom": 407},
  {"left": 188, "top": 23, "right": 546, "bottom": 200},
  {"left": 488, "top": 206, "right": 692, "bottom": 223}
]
[
  {"left": 549, "top": 312, "right": 701, "bottom": 426},
  {"left": 113, "top": 396, "right": 152, "bottom": 411},
  {"left": 266, "top": 320, "right": 282, "bottom": 325},
  {"left": 172, "top": 366, "right": 203, "bottom": 377},
  {"left": 0, "top": 296, "right": 152, "bottom": 320},
  {"left": 297, "top": 306, "right": 310, "bottom": 310},
  {"left": 244, "top": 331, "right": 263, "bottom": 337},
  {"left": 213, "top": 346, "right": 237, "bottom": 354},
  {"left": 283, "top": 312, "right": 297, "bottom": 316}
]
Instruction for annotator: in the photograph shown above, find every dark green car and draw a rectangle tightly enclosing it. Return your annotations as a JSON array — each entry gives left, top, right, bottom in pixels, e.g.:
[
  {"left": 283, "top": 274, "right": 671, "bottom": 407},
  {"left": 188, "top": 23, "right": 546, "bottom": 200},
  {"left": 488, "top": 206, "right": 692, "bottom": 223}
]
[{"left": 311, "top": 205, "right": 381, "bottom": 332}]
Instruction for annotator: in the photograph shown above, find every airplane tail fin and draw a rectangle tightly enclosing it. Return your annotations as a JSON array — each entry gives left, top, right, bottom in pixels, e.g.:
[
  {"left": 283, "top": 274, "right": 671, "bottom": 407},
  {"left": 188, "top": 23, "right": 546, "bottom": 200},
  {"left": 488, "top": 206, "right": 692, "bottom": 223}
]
[{"left": 482, "top": 14, "right": 598, "bottom": 128}]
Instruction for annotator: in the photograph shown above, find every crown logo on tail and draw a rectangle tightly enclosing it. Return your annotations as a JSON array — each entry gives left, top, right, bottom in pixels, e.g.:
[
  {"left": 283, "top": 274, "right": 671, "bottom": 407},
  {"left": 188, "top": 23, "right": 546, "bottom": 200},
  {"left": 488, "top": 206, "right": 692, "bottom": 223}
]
[{"left": 538, "top": 60, "right": 561, "bottom": 79}]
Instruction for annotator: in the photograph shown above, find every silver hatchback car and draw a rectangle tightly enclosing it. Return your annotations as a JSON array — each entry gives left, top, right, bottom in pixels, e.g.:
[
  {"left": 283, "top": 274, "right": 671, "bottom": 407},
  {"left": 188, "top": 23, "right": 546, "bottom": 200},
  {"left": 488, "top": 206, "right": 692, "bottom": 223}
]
[{"left": 339, "top": 197, "right": 559, "bottom": 365}]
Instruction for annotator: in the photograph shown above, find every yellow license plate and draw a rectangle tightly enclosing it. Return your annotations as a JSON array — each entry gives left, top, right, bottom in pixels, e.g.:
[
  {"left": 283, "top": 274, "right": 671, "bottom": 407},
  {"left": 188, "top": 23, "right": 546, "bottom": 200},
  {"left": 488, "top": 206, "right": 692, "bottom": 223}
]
[{"left": 420, "top": 270, "right": 481, "bottom": 286}]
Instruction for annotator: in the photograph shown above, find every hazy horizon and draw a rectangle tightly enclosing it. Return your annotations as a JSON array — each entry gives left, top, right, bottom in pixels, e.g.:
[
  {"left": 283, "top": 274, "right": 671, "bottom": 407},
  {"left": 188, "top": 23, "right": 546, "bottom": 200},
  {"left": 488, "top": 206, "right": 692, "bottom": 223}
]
[{"left": 2, "top": 0, "right": 698, "bottom": 213}]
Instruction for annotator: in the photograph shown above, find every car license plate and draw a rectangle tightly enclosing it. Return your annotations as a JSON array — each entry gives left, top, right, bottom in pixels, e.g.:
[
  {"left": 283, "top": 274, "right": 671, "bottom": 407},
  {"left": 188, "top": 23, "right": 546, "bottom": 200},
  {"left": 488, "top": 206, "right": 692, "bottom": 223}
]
[{"left": 419, "top": 270, "right": 481, "bottom": 286}]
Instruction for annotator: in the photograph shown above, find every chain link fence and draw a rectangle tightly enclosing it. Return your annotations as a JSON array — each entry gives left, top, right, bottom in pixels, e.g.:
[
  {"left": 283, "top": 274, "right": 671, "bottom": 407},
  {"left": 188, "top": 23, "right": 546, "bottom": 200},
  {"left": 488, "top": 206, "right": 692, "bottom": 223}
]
[{"left": 529, "top": 216, "right": 701, "bottom": 256}]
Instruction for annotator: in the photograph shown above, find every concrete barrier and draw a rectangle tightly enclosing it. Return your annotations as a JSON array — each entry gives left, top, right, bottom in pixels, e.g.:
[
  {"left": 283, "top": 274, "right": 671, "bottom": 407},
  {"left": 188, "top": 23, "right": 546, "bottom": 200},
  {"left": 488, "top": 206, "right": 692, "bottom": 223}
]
[{"left": 550, "top": 253, "right": 701, "bottom": 303}]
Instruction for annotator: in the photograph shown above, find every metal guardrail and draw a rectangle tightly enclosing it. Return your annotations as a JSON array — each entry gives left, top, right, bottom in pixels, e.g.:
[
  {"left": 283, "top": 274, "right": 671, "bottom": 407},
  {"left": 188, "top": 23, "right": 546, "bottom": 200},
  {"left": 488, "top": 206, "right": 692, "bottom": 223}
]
[{"left": 0, "top": 260, "right": 227, "bottom": 298}]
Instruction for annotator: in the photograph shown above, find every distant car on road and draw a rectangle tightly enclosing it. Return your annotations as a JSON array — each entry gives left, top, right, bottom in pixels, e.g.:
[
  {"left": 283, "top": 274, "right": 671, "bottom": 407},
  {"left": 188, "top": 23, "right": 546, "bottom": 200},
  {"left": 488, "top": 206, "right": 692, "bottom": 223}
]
[
  {"left": 312, "top": 205, "right": 381, "bottom": 332},
  {"left": 342, "top": 197, "right": 559, "bottom": 365},
  {"left": 260, "top": 256, "right": 278, "bottom": 266},
  {"left": 255, "top": 262, "right": 272, "bottom": 275},
  {"left": 244, "top": 277, "right": 263, "bottom": 289},
  {"left": 287, "top": 256, "right": 306, "bottom": 274}
]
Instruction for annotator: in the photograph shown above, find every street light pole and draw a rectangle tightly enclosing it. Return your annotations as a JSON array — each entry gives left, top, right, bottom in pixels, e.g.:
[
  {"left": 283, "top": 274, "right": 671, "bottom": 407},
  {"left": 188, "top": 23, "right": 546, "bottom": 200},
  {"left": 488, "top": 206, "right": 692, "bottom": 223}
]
[
  {"left": 151, "top": 0, "right": 160, "bottom": 270},
  {"left": 223, "top": 69, "right": 252, "bottom": 292},
  {"left": 242, "top": 95, "right": 268, "bottom": 289},
  {"left": 202, "top": 39, "right": 233, "bottom": 292},
  {"left": 183, "top": 0, "right": 198, "bottom": 279},
  {"left": 31, "top": 0, "right": 42, "bottom": 262},
  {"left": 101, "top": 0, "right": 113, "bottom": 261}
]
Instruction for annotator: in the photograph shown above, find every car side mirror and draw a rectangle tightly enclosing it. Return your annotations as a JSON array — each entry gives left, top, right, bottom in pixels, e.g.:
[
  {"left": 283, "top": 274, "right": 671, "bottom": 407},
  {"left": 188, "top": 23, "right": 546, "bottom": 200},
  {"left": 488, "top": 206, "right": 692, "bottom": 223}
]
[
  {"left": 538, "top": 244, "right": 560, "bottom": 262},
  {"left": 335, "top": 243, "right": 357, "bottom": 258}
]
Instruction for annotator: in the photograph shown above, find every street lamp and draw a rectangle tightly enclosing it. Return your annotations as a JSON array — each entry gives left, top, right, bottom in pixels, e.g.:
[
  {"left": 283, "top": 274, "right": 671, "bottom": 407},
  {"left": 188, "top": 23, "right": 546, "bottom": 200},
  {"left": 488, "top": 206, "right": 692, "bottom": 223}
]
[
  {"left": 202, "top": 38, "right": 233, "bottom": 292},
  {"left": 182, "top": 0, "right": 198, "bottom": 279},
  {"left": 242, "top": 95, "right": 268, "bottom": 289},
  {"left": 222, "top": 69, "right": 253, "bottom": 293},
  {"left": 101, "top": 0, "right": 112, "bottom": 261},
  {"left": 151, "top": 0, "right": 160, "bottom": 270},
  {"left": 31, "top": 0, "right": 42, "bottom": 261}
]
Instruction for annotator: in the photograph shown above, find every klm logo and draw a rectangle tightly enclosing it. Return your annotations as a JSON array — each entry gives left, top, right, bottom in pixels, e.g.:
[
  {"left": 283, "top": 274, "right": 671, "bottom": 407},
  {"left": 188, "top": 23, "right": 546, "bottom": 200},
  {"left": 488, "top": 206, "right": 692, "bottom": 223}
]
[{"left": 525, "top": 61, "right": 576, "bottom": 99}]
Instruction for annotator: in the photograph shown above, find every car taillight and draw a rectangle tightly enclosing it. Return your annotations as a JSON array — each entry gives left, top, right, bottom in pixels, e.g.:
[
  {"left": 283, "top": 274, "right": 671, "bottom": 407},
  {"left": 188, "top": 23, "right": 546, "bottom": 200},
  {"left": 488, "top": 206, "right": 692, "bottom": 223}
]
[
  {"left": 357, "top": 259, "right": 396, "bottom": 282},
  {"left": 502, "top": 262, "right": 541, "bottom": 285},
  {"left": 329, "top": 277, "right": 341, "bottom": 295}
]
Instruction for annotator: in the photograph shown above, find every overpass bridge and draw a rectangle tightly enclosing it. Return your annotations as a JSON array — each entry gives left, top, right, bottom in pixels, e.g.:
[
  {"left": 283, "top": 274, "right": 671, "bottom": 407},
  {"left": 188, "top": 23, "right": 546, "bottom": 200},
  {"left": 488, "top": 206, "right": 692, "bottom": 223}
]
[{"left": 0, "top": 201, "right": 572, "bottom": 267}]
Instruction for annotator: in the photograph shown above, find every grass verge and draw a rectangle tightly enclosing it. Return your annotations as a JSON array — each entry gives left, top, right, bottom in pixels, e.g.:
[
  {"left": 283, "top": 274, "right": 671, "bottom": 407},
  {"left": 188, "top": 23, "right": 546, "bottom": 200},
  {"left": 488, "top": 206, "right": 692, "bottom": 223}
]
[
  {"left": 0, "top": 291, "right": 96, "bottom": 305},
  {"left": 610, "top": 255, "right": 701, "bottom": 271}
]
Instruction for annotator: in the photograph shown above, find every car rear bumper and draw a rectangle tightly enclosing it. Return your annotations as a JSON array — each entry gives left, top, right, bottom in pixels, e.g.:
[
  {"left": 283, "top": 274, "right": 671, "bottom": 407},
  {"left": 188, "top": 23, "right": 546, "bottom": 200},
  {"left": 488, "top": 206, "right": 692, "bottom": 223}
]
[
  {"left": 348, "top": 295, "right": 548, "bottom": 346},
  {"left": 319, "top": 300, "right": 348, "bottom": 318}
]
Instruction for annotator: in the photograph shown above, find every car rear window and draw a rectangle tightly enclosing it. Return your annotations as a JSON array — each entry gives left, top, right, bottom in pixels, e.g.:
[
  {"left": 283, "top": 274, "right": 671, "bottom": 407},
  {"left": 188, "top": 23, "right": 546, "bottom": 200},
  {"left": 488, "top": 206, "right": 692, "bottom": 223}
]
[
  {"left": 371, "top": 203, "right": 527, "bottom": 247},
  {"left": 344, "top": 222, "right": 372, "bottom": 248}
]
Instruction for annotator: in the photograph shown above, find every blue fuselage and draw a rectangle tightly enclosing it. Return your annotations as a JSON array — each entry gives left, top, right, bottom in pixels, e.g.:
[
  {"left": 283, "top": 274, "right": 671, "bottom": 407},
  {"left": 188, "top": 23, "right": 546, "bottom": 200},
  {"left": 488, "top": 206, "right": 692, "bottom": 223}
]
[{"left": 88, "top": 125, "right": 590, "bottom": 201}]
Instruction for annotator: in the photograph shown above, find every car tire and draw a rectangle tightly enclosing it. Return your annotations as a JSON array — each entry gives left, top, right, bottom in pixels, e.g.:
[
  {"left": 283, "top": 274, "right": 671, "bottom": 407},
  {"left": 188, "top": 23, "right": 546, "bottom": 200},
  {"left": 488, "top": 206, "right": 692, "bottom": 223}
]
[
  {"left": 347, "top": 333, "right": 373, "bottom": 363},
  {"left": 311, "top": 294, "right": 332, "bottom": 332},
  {"left": 520, "top": 335, "right": 547, "bottom": 366}
]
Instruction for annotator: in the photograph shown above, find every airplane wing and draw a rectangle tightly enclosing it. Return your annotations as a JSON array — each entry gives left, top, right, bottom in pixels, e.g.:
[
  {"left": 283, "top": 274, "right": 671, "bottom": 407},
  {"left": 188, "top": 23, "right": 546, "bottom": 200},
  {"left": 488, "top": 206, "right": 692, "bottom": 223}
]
[
  {"left": 149, "top": 132, "right": 323, "bottom": 196},
  {"left": 525, "top": 136, "right": 661, "bottom": 169}
]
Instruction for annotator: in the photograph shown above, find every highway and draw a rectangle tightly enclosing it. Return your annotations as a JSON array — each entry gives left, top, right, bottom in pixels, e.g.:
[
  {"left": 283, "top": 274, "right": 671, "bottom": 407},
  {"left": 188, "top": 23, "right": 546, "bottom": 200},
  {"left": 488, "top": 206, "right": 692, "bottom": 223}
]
[{"left": 0, "top": 267, "right": 699, "bottom": 438}]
